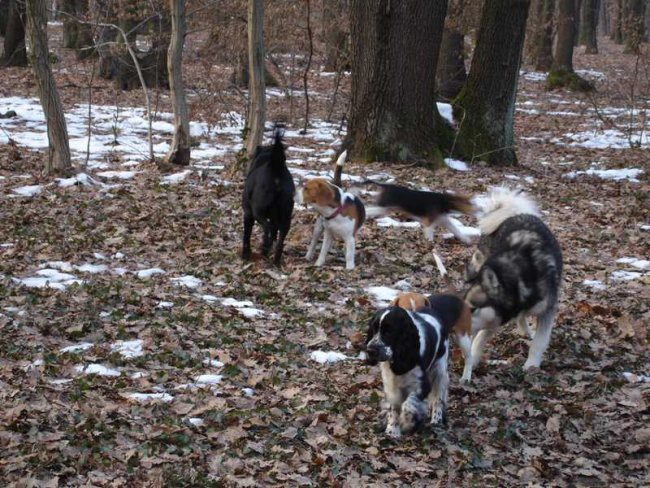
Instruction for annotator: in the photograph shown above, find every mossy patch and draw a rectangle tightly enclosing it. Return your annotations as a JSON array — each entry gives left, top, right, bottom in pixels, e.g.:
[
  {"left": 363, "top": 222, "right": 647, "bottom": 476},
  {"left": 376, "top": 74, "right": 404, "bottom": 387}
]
[{"left": 545, "top": 69, "right": 595, "bottom": 92}]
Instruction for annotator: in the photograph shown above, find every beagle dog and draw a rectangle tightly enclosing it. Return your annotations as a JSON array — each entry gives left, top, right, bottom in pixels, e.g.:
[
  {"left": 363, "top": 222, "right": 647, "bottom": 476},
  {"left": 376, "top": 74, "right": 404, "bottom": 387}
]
[
  {"left": 390, "top": 292, "right": 473, "bottom": 383},
  {"left": 299, "top": 177, "right": 365, "bottom": 270}
]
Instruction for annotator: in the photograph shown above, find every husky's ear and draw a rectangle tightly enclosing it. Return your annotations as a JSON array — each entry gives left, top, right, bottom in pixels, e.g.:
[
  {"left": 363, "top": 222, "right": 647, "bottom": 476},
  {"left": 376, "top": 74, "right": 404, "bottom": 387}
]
[
  {"left": 465, "top": 250, "right": 485, "bottom": 282},
  {"left": 482, "top": 267, "right": 500, "bottom": 291}
]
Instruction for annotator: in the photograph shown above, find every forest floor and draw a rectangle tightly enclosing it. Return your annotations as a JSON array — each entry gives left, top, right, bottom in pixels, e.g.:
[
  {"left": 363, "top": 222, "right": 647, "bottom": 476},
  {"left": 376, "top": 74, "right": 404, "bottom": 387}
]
[{"left": 0, "top": 25, "right": 648, "bottom": 487}]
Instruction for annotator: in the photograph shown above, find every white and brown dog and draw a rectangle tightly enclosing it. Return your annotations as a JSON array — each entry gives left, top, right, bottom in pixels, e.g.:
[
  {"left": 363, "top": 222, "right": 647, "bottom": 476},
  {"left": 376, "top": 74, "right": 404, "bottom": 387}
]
[
  {"left": 298, "top": 156, "right": 365, "bottom": 270},
  {"left": 391, "top": 292, "right": 473, "bottom": 383}
]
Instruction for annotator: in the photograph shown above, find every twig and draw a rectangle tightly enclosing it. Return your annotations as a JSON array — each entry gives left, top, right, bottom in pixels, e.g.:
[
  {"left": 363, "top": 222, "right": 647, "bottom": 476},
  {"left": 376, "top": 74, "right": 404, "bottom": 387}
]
[{"left": 301, "top": 0, "right": 313, "bottom": 134}]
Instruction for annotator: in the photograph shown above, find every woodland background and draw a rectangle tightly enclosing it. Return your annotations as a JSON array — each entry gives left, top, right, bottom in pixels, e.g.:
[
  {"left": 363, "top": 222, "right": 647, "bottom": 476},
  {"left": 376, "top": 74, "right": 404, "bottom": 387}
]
[{"left": 0, "top": 0, "right": 649, "bottom": 486}]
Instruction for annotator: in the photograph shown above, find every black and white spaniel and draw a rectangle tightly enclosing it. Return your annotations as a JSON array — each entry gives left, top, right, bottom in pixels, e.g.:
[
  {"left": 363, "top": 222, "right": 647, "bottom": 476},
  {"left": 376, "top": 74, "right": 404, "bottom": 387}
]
[{"left": 365, "top": 303, "right": 459, "bottom": 438}]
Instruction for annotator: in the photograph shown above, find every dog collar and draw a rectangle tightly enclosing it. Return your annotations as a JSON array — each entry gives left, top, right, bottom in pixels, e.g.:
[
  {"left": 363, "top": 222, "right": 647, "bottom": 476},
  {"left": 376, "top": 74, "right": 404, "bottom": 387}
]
[{"left": 325, "top": 204, "right": 345, "bottom": 220}]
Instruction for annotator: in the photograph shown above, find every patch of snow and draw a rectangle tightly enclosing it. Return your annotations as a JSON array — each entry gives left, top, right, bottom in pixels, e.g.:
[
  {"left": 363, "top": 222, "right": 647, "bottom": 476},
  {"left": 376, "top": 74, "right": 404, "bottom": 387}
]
[
  {"left": 110, "top": 339, "right": 144, "bottom": 359},
  {"left": 582, "top": 280, "right": 606, "bottom": 291},
  {"left": 394, "top": 280, "right": 411, "bottom": 291},
  {"left": 221, "top": 298, "right": 255, "bottom": 308},
  {"left": 242, "top": 388, "right": 255, "bottom": 397},
  {"left": 97, "top": 170, "right": 138, "bottom": 180},
  {"left": 565, "top": 167, "right": 643, "bottom": 183},
  {"left": 187, "top": 417, "right": 204, "bottom": 426},
  {"left": 113, "top": 252, "right": 125, "bottom": 259},
  {"left": 1, "top": 243, "right": 14, "bottom": 248},
  {"left": 111, "top": 267, "right": 128, "bottom": 276},
  {"left": 610, "top": 270, "right": 643, "bottom": 281},
  {"left": 126, "top": 392, "right": 174, "bottom": 403},
  {"left": 575, "top": 69, "right": 605, "bottom": 80},
  {"left": 310, "top": 350, "right": 348, "bottom": 364},
  {"left": 61, "top": 342, "right": 94, "bottom": 354},
  {"left": 75, "top": 263, "right": 109, "bottom": 274},
  {"left": 13, "top": 268, "right": 82, "bottom": 290},
  {"left": 622, "top": 372, "right": 650, "bottom": 383},
  {"left": 239, "top": 307, "right": 264, "bottom": 319},
  {"left": 160, "top": 170, "right": 192, "bottom": 185},
  {"left": 44, "top": 261, "right": 74, "bottom": 272},
  {"left": 12, "top": 184, "right": 43, "bottom": 197},
  {"left": 136, "top": 268, "right": 166, "bottom": 279},
  {"left": 616, "top": 257, "right": 650, "bottom": 270},
  {"left": 156, "top": 301, "right": 174, "bottom": 309},
  {"left": 521, "top": 71, "right": 547, "bottom": 82},
  {"left": 49, "top": 379, "right": 73, "bottom": 385},
  {"left": 203, "top": 358, "right": 225, "bottom": 368},
  {"left": 640, "top": 225, "right": 650, "bottom": 231},
  {"left": 75, "top": 364, "right": 121, "bottom": 377},
  {"left": 170, "top": 275, "right": 202, "bottom": 288},
  {"left": 56, "top": 173, "right": 105, "bottom": 188},
  {"left": 444, "top": 158, "right": 469, "bottom": 171},
  {"left": 195, "top": 374, "right": 223, "bottom": 385},
  {"left": 556, "top": 130, "right": 649, "bottom": 149},
  {"left": 93, "top": 252, "right": 106, "bottom": 260},
  {"left": 130, "top": 372, "right": 148, "bottom": 379}
]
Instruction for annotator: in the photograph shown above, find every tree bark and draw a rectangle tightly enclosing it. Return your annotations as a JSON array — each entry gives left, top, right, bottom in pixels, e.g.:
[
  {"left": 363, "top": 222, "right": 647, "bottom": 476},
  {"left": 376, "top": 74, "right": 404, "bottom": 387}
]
[
  {"left": 580, "top": 0, "right": 600, "bottom": 53},
  {"left": 436, "top": 28, "right": 466, "bottom": 100},
  {"left": 348, "top": 0, "right": 449, "bottom": 166},
  {"left": 61, "top": 0, "right": 78, "bottom": 48},
  {"left": 599, "top": 0, "right": 609, "bottom": 36},
  {"left": 611, "top": 0, "right": 623, "bottom": 42},
  {"left": 1, "top": 0, "right": 10, "bottom": 36},
  {"left": 245, "top": 0, "right": 266, "bottom": 156},
  {"left": 623, "top": 0, "right": 645, "bottom": 53},
  {"left": 453, "top": 0, "right": 530, "bottom": 166},
  {"left": 322, "top": 0, "right": 348, "bottom": 71},
  {"left": 3, "top": 0, "right": 27, "bottom": 66},
  {"left": 533, "top": 0, "right": 555, "bottom": 70},
  {"left": 25, "top": 0, "right": 72, "bottom": 175},
  {"left": 546, "top": 0, "right": 594, "bottom": 90},
  {"left": 165, "top": 0, "right": 190, "bottom": 166}
]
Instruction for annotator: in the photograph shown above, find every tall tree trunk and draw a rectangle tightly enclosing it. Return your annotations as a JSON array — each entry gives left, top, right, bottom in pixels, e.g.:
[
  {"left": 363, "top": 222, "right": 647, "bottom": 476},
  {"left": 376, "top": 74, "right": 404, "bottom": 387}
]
[
  {"left": 611, "top": 0, "right": 624, "bottom": 42},
  {"left": 453, "top": 0, "right": 530, "bottom": 166},
  {"left": 436, "top": 28, "right": 466, "bottom": 100},
  {"left": 623, "top": 0, "right": 645, "bottom": 53},
  {"left": 322, "top": 0, "right": 348, "bottom": 71},
  {"left": 533, "top": 0, "right": 555, "bottom": 70},
  {"left": 3, "top": 0, "right": 27, "bottom": 66},
  {"left": 165, "top": 0, "right": 190, "bottom": 166},
  {"left": 574, "top": 0, "right": 584, "bottom": 45},
  {"left": 582, "top": 0, "right": 600, "bottom": 53},
  {"left": 245, "top": 0, "right": 265, "bottom": 156},
  {"left": 25, "top": 0, "right": 72, "bottom": 175},
  {"left": 547, "top": 0, "right": 594, "bottom": 90},
  {"left": 1, "top": 0, "right": 10, "bottom": 36},
  {"left": 61, "top": 0, "right": 78, "bottom": 48},
  {"left": 599, "top": 0, "right": 609, "bottom": 36},
  {"left": 348, "top": 0, "right": 449, "bottom": 167}
]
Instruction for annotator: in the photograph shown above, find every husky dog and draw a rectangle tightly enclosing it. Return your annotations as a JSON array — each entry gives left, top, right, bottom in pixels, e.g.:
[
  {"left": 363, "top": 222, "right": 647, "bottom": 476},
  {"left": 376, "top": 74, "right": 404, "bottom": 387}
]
[{"left": 464, "top": 187, "right": 562, "bottom": 373}]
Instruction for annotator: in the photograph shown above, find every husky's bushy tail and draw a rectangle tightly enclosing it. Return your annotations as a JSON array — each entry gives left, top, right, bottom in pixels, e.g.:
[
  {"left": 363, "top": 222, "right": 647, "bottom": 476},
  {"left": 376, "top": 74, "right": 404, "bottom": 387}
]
[{"left": 476, "top": 186, "right": 539, "bottom": 235}]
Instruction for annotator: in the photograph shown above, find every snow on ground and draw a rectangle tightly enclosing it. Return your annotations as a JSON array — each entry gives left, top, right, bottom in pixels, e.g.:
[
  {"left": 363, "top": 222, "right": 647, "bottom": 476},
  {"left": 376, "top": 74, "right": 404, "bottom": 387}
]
[
  {"left": 97, "top": 170, "right": 138, "bottom": 180},
  {"left": 616, "top": 257, "right": 650, "bottom": 270},
  {"left": 520, "top": 71, "right": 547, "bottom": 82},
  {"left": 437, "top": 103, "right": 453, "bottom": 124},
  {"left": 13, "top": 269, "right": 82, "bottom": 290},
  {"left": 126, "top": 392, "right": 174, "bottom": 403},
  {"left": 136, "top": 268, "right": 166, "bottom": 279},
  {"left": 170, "top": 275, "right": 202, "bottom": 288},
  {"left": 565, "top": 167, "right": 643, "bottom": 183},
  {"left": 111, "top": 340, "right": 144, "bottom": 359},
  {"left": 622, "top": 372, "right": 650, "bottom": 383},
  {"left": 195, "top": 374, "right": 223, "bottom": 385},
  {"left": 160, "top": 170, "right": 193, "bottom": 185},
  {"left": 555, "top": 129, "right": 649, "bottom": 149},
  {"left": 444, "top": 158, "right": 469, "bottom": 171},
  {"left": 60, "top": 342, "right": 94, "bottom": 354},
  {"left": 309, "top": 350, "right": 349, "bottom": 364},
  {"left": 75, "top": 364, "right": 121, "bottom": 377},
  {"left": 203, "top": 358, "right": 225, "bottom": 368},
  {"left": 12, "top": 184, "right": 44, "bottom": 197},
  {"left": 575, "top": 69, "right": 606, "bottom": 80},
  {"left": 375, "top": 217, "right": 420, "bottom": 228},
  {"left": 610, "top": 270, "right": 644, "bottom": 282},
  {"left": 582, "top": 279, "right": 607, "bottom": 291}
]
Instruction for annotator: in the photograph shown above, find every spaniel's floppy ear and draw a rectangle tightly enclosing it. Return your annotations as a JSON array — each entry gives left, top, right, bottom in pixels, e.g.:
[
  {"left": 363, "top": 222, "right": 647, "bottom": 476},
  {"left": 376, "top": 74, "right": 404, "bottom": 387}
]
[
  {"left": 365, "top": 309, "right": 386, "bottom": 346},
  {"left": 385, "top": 308, "right": 421, "bottom": 375}
]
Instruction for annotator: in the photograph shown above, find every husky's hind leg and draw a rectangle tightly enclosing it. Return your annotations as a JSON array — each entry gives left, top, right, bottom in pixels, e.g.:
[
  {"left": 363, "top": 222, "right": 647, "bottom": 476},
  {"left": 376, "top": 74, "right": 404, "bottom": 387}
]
[{"left": 524, "top": 308, "right": 556, "bottom": 370}]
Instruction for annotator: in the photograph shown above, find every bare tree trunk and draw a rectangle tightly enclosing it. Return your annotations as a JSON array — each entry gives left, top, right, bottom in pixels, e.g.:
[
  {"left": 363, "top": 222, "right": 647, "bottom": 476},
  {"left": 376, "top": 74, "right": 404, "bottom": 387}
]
[
  {"left": 580, "top": 0, "right": 600, "bottom": 53},
  {"left": 348, "top": 0, "right": 449, "bottom": 167},
  {"left": 436, "top": 28, "right": 466, "bottom": 100},
  {"left": 0, "top": 0, "right": 9, "bottom": 36},
  {"left": 165, "top": 0, "right": 190, "bottom": 166},
  {"left": 453, "top": 0, "right": 530, "bottom": 166},
  {"left": 623, "top": 0, "right": 645, "bottom": 53},
  {"left": 574, "top": 0, "right": 584, "bottom": 45},
  {"left": 246, "top": 0, "right": 265, "bottom": 156},
  {"left": 25, "top": 0, "right": 72, "bottom": 175},
  {"left": 611, "top": 0, "right": 624, "bottom": 42},
  {"left": 599, "top": 0, "right": 609, "bottom": 36},
  {"left": 61, "top": 0, "right": 78, "bottom": 48},
  {"left": 533, "top": 0, "right": 555, "bottom": 70},
  {"left": 547, "top": 0, "right": 594, "bottom": 90},
  {"left": 322, "top": 0, "right": 348, "bottom": 71},
  {"left": 3, "top": 0, "right": 27, "bottom": 66}
]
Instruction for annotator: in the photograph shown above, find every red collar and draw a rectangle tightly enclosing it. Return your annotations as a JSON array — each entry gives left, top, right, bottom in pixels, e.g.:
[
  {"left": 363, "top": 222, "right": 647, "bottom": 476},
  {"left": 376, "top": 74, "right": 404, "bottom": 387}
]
[{"left": 325, "top": 204, "right": 346, "bottom": 220}]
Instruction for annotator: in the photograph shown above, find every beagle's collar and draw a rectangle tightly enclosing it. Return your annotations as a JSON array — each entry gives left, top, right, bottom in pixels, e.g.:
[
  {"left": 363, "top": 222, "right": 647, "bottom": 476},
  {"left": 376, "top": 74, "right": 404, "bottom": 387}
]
[{"left": 325, "top": 204, "right": 346, "bottom": 220}]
